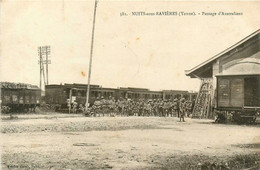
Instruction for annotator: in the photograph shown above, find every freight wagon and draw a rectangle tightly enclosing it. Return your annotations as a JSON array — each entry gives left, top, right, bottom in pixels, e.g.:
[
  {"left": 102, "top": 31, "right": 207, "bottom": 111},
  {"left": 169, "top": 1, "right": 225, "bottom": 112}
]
[
  {"left": 44, "top": 84, "right": 105, "bottom": 112},
  {"left": 216, "top": 75, "right": 260, "bottom": 123},
  {"left": 0, "top": 82, "right": 41, "bottom": 113}
]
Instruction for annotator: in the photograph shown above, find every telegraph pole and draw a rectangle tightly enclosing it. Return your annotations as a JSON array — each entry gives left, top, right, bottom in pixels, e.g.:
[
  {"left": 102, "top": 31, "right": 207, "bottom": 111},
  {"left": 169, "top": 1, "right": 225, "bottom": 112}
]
[
  {"left": 46, "top": 47, "right": 49, "bottom": 85},
  {"left": 38, "top": 47, "right": 42, "bottom": 90},
  {"left": 85, "top": 0, "right": 98, "bottom": 111}
]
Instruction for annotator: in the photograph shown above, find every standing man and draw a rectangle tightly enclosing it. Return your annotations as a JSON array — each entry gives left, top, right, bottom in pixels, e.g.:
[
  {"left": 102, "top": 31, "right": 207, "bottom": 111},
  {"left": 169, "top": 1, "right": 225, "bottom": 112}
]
[
  {"left": 72, "top": 101, "right": 78, "bottom": 114},
  {"left": 93, "top": 97, "right": 101, "bottom": 117},
  {"left": 177, "top": 98, "right": 180, "bottom": 118},
  {"left": 163, "top": 100, "right": 168, "bottom": 117},
  {"left": 147, "top": 100, "right": 152, "bottom": 117},
  {"left": 100, "top": 96, "right": 106, "bottom": 117},
  {"left": 158, "top": 99, "right": 164, "bottom": 117},
  {"left": 79, "top": 104, "right": 85, "bottom": 113},
  {"left": 118, "top": 97, "right": 124, "bottom": 116},
  {"left": 173, "top": 98, "right": 178, "bottom": 117},
  {"left": 108, "top": 96, "right": 113, "bottom": 117},
  {"left": 179, "top": 98, "right": 185, "bottom": 122}
]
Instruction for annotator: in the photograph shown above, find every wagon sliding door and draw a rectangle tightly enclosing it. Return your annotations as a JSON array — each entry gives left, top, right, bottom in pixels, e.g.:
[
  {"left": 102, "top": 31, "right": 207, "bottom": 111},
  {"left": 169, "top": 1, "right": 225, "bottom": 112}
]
[
  {"left": 217, "top": 77, "right": 244, "bottom": 108},
  {"left": 230, "top": 78, "right": 243, "bottom": 107},
  {"left": 218, "top": 78, "right": 230, "bottom": 107},
  {"left": 244, "top": 76, "right": 260, "bottom": 107}
]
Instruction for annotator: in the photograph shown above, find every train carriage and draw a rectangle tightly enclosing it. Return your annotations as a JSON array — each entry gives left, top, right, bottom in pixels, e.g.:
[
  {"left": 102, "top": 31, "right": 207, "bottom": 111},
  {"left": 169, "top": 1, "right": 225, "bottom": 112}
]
[
  {"left": 216, "top": 75, "right": 260, "bottom": 123},
  {"left": 1, "top": 88, "right": 12, "bottom": 107},
  {"left": 0, "top": 82, "right": 41, "bottom": 113},
  {"left": 44, "top": 84, "right": 68, "bottom": 111},
  {"left": 45, "top": 84, "right": 101, "bottom": 112}
]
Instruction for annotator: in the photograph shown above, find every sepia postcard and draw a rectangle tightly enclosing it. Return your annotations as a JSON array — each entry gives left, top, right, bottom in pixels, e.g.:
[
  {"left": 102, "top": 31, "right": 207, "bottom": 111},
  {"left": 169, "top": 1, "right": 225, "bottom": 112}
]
[{"left": 0, "top": 0, "right": 260, "bottom": 169}]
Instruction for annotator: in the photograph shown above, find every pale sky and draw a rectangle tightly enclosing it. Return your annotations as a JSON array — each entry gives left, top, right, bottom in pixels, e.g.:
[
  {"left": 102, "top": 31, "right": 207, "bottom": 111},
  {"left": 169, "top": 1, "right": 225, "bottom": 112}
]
[{"left": 1, "top": 0, "right": 260, "bottom": 91}]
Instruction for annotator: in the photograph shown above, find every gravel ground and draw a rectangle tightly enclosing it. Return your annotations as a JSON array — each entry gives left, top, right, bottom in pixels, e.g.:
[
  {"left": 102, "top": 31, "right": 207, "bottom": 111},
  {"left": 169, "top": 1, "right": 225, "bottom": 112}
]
[
  {"left": 1, "top": 114, "right": 260, "bottom": 169},
  {"left": 1, "top": 116, "right": 175, "bottom": 133}
]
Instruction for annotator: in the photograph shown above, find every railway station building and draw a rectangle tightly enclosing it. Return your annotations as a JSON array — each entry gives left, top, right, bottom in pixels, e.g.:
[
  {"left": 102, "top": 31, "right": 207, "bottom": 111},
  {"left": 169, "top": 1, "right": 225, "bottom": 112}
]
[{"left": 185, "top": 29, "right": 260, "bottom": 119}]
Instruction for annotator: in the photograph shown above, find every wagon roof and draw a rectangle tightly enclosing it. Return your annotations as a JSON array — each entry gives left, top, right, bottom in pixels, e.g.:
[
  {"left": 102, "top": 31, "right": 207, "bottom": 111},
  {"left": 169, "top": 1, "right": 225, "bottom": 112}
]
[
  {"left": 45, "top": 83, "right": 100, "bottom": 89},
  {"left": 0, "top": 82, "right": 39, "bottom": 89},
  {"left": 185, "top": 29, "right": 260, "bottom": 78},
  {"left": 119, "top": 87, "right": 150, "bottom": 91},
  {"left": 162, "top": 90, "right": 189, "bottom": 93}
]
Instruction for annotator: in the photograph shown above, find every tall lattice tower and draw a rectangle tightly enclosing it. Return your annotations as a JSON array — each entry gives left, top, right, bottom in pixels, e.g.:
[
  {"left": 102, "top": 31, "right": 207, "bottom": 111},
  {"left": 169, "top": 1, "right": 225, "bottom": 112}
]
[{"left": 38, "top": 46, "right": 51, "bottom": 92}]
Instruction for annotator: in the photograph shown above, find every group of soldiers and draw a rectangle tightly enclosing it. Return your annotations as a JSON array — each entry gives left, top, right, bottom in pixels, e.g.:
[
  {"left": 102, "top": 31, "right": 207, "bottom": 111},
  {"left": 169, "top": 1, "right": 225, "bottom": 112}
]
[{"left": 81, "top": 96, "right": 195, "bottom": 121}]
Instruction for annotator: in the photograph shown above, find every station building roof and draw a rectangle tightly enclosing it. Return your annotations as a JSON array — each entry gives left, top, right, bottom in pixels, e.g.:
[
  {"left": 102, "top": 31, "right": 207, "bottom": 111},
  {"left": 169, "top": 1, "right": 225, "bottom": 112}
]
[{"left": 185, "top": 29, "right": 260, "bottom": 78}]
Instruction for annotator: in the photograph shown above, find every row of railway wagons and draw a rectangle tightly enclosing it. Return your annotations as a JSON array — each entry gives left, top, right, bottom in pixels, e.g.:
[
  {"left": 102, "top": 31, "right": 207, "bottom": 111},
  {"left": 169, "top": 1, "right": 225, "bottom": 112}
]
[
  {"left": 0, "top": 82, "right": 41, "bottom": 113},
  {"left": 44, "top": 83, "right": 197, "bottom": 111},
  {"left": 0, "top": 82, "right": 197, "bottom": 113}
]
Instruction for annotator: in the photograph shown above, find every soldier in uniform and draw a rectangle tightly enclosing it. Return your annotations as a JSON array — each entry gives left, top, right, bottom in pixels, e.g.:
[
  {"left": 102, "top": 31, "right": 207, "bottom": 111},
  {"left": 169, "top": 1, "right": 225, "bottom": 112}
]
[
  {"left": 177, "top": 98, "right": 180, "bottom": 118},
  {"left": 107, "top": 96, "right": 114, "bottom": 117},
  {"left": 72, "top": 101, "right": 78, "bottom": 114},
  {"left": 133, "top": 100, "right": 139, "bottom": 116},
  {"left": 125, "top": 98, "right": 131, "bottom": 116},
  {"left": 151, "top": 99, "right": 156, "bottom": 117},
  {"left": 122, "top": 98, "right": 127, "bottom": 116},
  {"left": 79, "top": 104, "right": 85, "bottom": 113},
  {"left": 113, "top": 97, "right": 117, "bottom": 116},
  {"left": 179, "top": 98, "right": 186, "bottom": 122},
  {"left": 169, "top": 99, "right": 173, "bottom": 117},
  {"left": 186, "top": 100, "right": 192, "bottom": 117},
  {"left": 147, "top": 100, "right": 152, "bottom": 117},
  {"left": 99, "top": 96, "right": 106, "bottom": 117},
  {"left": 117, "top": 97, "right": 124, "bottom": 116},
  {"left": 191, "top": 99, "right": 196, "bottom": 116},
  {"left": 139, "top": 100, "right": 143, "bottom": 117},
  {"left": 150, "top": 99, "right": 155, "bottom": 117},
  {"left": 162, "top": 100, "right": 168, "bottom": 117},
  {"left": 167, "top": 100, "right": 172, "bottom": 117},
  {"left": 84, "top": 105, "right": 92, "bottom": 117},
  {"left": 183, "top": 99, "right": 188, "bottom": 117},
  {"left": 167, "top": 100, "right": 173, "bottom": 117},
  {"left": 154, "top": 99, "right": 159, "bottom": 117},
  {"left": 129, "top": 99, "right": 135, "bottom": 116},
  {"left": 173, "top": 98, "right": 178, "bottom": 117},
  {"left": 93, "top": 97, "right": 101, "bottom": 117},
  {"left": 158, "top": 99, "right": 164, "bottom": 117},
  {"left": 135, "top": 100, "right": 140, "bottom": 116},
  {"left": 115, "top": 99, "right": 120, "bottom": 116},
  {"left": 168, "top": 99, "right": 174, "bottom": 117},
  {"left": 142, "top": 100, "right": 146, "bottom": 117}
]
